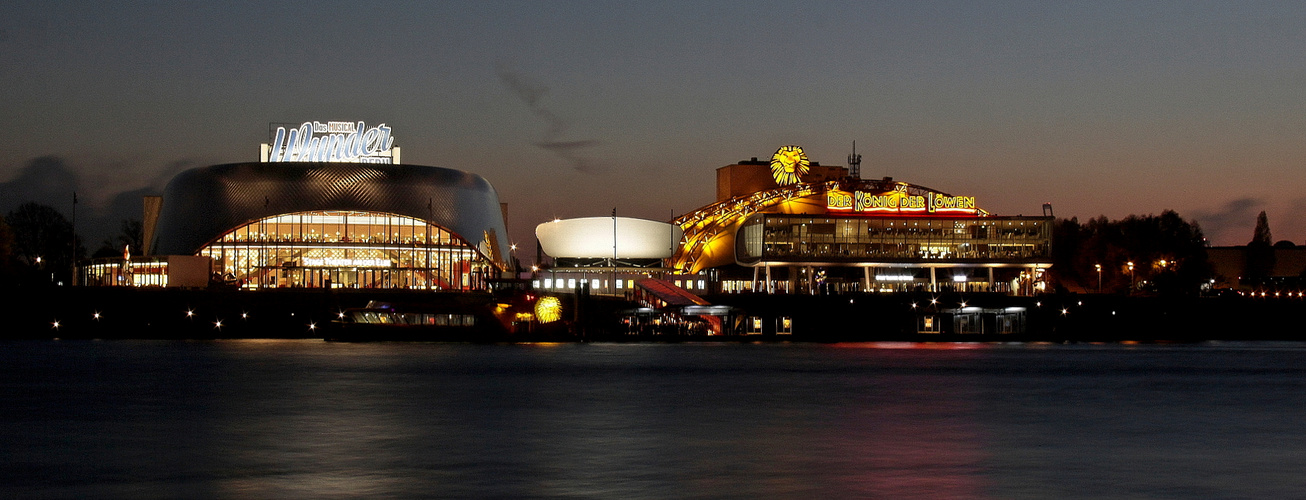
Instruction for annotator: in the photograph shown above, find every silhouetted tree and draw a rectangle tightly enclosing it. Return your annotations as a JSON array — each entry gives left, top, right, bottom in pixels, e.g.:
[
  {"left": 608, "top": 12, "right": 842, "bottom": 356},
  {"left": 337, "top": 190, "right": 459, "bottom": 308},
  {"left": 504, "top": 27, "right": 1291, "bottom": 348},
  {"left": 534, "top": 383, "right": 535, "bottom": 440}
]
[
  {"left": 1052, "top": 210, "right": 1209, "bottom": 295},
  {"left": 1246, "top": 211, "right": 1275, "bottom": 284},
  {"left": 5, "top": 202, "right": 83, "bottom": 286},
  {"left": 1051, "top": 216, "right": 1082, "bottom": 284},
  {"left": 0, "top": 218, "right": 15, "bottom": 285},
  {"left": 93, "top": 218, "right": 144, "bottom": 258},
  {"left": 1252, "top": 211, "right": 1272, "bottom": 245},
  {"left": 119, "top": 218, "right": 143, "bottom": 254}
]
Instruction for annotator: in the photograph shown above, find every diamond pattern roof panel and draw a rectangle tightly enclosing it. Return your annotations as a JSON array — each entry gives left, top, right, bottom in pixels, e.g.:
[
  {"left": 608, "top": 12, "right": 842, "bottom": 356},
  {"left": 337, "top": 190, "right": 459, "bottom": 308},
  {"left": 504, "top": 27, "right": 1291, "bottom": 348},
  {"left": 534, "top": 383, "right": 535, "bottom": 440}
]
[{"left": 150, "top": 162, "right": 508, "bottom": 265}]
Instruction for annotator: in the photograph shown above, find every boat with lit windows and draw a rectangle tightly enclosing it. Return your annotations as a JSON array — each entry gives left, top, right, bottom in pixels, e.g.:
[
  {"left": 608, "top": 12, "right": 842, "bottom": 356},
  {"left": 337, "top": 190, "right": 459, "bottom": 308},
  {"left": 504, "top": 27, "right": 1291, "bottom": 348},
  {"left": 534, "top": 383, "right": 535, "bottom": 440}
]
[
  {"left": 324, "top": 287, "right": 572, "bottom": 341},
  {"left": 325, "top": 298, "right": 502, "bottom": 341}
]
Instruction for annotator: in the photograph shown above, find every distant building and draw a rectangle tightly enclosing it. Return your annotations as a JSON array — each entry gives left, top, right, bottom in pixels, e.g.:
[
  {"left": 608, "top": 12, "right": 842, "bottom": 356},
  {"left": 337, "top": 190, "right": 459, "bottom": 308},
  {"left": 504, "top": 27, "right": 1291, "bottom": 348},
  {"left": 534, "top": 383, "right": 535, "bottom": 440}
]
[{"left": 1207, "top": 246, "right": 1306, "bottom": 291}]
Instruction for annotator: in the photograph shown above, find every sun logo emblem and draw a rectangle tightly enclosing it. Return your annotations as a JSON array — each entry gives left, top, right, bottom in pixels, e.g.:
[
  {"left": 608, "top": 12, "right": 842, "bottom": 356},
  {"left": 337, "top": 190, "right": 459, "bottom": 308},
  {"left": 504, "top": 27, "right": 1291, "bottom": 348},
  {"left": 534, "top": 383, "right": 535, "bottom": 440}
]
[
  {"left": 770, "top": 145, "right": 809, "bottom": 186},
  {"left": 535, "top": 296, "right": 563, "bottom": 324}
]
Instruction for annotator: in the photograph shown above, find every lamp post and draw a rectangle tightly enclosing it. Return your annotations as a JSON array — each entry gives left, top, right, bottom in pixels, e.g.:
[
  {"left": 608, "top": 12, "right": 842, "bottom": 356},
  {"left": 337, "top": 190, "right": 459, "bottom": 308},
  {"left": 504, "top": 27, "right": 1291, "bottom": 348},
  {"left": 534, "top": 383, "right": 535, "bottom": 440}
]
[
  {"left": 510, "top": 243, "right": 518, "bottom": 278},
  {"left": 36, "top": 256, "right": 49, "bottom": 283},
  {"left": 1127, "top": 261, "right": 1135, "bottom": 294},
  {"left": 1095, "top": 263, "right": 1102, "bottom": 293}
]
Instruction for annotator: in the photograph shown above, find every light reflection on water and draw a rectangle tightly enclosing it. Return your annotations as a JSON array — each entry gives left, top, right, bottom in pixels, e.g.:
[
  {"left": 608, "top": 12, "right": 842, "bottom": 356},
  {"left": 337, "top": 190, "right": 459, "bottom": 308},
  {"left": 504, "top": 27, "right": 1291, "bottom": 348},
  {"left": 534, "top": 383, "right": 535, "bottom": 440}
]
[{"left": 3, "top": 340, "right": 1306, "bottom": 498}]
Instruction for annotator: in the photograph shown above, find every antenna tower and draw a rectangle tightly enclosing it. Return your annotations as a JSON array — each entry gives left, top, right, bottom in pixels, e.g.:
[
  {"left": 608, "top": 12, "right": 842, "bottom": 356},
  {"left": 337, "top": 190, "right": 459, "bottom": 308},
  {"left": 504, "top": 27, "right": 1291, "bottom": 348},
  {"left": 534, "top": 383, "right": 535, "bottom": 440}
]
[{"left": 847, "top": 141, "right": 862, "bottom": 179}]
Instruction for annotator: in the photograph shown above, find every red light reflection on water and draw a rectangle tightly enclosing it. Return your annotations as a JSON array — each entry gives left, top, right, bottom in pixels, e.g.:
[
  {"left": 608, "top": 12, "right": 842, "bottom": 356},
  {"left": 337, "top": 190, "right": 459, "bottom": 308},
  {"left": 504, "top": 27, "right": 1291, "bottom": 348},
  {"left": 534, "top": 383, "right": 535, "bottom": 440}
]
[
  {"left": 830, "top": 341, "right": 986, "bottom": 350},
  {"left": 809, "top": 341, "right": 994, "bottom": 496}
]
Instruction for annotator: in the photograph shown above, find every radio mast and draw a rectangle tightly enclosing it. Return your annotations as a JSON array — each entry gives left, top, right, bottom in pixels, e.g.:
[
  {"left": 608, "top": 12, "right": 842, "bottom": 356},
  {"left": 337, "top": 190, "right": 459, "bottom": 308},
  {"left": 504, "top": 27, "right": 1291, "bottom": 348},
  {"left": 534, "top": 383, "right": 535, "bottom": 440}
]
[{"left": 847, "top": 141, "right": 862, "bottom": 179}]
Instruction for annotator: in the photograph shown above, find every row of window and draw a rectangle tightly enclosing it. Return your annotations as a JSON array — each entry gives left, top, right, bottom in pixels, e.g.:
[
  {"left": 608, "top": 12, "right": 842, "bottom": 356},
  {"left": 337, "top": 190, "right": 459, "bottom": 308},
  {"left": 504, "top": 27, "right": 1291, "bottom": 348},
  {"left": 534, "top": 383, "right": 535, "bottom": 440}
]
[
  {"left": 217, "top": 210, "right": 464, "bottom": 246},
  {"left": 201, "top": 210, "right": 497, "bottom": 290},
  {"left": 349, "top": 311, "right": 477, "bottom": 326},
  {"left": 532, "top": 277, "right": 709, "bottom": 291},
  {"left": 80, "top": 261, "right": 169, "bottom": 287},
  {"left": 739, "top": 215, "right": 1052, "bottom": 263}
]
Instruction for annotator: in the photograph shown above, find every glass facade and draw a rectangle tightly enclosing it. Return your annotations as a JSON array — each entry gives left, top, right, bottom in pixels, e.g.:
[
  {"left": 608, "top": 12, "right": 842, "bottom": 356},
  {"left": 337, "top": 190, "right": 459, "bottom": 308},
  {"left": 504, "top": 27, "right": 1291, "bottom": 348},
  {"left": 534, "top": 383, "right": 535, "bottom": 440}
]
[
  {"left": 80, "top": 258, "right": 169, "bottom": 287},
  {"left": 737, "top": 214, "right": 1052, "bottom": 265},
  {"left": 200, "top": 210, "right": 497, "bottom": 290}
]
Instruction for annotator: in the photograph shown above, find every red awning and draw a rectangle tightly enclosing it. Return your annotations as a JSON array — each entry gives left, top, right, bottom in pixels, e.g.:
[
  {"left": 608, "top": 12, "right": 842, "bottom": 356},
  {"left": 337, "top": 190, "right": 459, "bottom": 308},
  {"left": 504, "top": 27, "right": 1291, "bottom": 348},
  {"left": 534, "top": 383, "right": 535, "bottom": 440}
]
[{"left": 635, "top": 278, "right": 710, "bottom": 307}]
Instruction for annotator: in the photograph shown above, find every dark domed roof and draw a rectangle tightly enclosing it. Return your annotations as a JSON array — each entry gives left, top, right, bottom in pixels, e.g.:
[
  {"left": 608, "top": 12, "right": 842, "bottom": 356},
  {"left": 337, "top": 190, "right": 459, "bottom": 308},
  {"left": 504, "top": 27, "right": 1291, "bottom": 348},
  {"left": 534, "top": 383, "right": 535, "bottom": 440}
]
[{"left": 151, "top": 162, "right": 508, "bottom": 263}]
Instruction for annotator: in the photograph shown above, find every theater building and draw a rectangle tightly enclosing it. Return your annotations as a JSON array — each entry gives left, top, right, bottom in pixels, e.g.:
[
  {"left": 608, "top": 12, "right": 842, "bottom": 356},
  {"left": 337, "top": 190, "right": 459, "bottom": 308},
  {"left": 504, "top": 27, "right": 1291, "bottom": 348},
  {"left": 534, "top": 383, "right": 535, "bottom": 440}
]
[
  {"left": 84, "top": 120, "right": 511, "bottom": 289},
  {"left": 533, "top": 216, "right": 683, "bottom": 296},
  {"left": 671, "top": 146, "right": 1053, "bottom": 295}
]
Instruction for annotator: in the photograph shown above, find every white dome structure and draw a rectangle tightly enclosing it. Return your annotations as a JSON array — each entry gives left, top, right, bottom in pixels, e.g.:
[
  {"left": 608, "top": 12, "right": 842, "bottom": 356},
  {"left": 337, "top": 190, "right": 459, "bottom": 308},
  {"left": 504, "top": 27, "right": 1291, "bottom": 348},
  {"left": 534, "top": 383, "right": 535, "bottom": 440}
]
[{"left": 536, "top": 217, "right": 683, "bottom": 260}]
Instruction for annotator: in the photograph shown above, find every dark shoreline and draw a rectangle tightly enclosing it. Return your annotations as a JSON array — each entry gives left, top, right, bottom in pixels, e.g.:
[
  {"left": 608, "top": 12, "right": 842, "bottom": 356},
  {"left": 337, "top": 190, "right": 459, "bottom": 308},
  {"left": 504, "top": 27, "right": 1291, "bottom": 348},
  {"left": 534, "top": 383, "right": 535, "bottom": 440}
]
[{"left": 7, "top": 287, "right": 1305, "bottom": 343}]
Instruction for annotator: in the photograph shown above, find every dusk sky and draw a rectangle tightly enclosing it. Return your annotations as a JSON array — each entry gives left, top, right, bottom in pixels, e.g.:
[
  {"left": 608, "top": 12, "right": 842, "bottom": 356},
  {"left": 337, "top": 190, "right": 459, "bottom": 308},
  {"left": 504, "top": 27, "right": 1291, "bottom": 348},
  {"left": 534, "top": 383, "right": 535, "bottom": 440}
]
[{"left": 2, "top": 1, "right": 1304, "bottom": 250}]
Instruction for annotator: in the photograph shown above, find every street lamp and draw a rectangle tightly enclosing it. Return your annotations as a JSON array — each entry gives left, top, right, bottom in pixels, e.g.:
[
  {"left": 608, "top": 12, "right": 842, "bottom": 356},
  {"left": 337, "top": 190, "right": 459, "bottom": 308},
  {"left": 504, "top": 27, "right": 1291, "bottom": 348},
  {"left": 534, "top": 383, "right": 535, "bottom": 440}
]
[
  {"left": 1127, "top": 261, "right": 1135, "bottom": 293},
  {"left": 1095, "top": 263, "right": 1102, "bottom": 293}
]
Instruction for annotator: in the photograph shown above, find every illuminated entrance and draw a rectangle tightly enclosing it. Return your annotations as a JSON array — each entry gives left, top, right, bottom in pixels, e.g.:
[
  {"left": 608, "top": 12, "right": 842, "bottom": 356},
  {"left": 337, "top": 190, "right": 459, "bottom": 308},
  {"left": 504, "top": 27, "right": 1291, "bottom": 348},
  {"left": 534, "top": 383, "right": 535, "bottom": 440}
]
[{"left": 199, "top": 210, "right": 497, "bottom": 290}]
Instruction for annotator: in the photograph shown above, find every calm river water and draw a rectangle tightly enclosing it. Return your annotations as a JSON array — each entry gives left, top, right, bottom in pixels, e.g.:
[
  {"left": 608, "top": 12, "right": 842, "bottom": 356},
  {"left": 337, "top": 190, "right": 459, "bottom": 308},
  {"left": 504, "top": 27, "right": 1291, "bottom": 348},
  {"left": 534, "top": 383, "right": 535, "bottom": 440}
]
[{"left": 3, "top": 340, "right": 1306, "bottom": 499}]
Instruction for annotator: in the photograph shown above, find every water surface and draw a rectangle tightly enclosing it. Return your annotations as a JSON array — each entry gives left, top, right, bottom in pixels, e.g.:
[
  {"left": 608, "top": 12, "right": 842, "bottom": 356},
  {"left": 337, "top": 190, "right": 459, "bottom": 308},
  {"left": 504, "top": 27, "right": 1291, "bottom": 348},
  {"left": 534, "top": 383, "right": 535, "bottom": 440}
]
[{"left": 3, "top": 340, "right": 1304, "bottom": 498}]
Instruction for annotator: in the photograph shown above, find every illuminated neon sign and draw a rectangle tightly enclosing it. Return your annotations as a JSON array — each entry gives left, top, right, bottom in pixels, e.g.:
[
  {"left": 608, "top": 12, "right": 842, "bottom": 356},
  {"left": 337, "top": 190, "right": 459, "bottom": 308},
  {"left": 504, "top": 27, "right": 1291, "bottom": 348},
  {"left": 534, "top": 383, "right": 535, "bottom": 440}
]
[
  {"left": 828, "top": 188, "right": 978, "bottom": 215},
  {"left": 266, "top": 121, "right": 395, "bottom": 163},
  {"left": 301, "top": 257, "right": 392, "bottom": 268}
]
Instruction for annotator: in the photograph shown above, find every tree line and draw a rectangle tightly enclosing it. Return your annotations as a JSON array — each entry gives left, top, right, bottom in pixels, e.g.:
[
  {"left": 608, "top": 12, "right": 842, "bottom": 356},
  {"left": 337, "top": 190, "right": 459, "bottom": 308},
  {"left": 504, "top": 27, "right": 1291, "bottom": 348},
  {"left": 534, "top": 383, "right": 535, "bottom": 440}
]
[
  {"left": 1052, "top": 210, "right": 1212, "bottom": 295},
  {"left": 0, "top": 202, "right": 142, "bottom": 287}
]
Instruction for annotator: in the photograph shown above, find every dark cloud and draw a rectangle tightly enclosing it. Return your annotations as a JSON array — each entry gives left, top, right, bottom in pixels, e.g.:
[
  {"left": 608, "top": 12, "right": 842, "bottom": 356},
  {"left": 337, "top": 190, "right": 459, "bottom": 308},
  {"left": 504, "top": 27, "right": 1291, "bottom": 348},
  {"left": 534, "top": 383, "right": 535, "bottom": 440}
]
[
  {"left": 0, "top": 156, "right": 180, "bottom": 251},
  {"left": 497, "top": 68, "right": 550, "bottom": 110},
  {"left": 1190, "top": 197, "right": 1263, "bottom": 245},
  {"left": 537, "top": 140, "right": 603, "bottom": 151},
  {"left": 496, "top": 65, "right": 607, "bottom": 174},
  {"left": 0, "top": 156, "right": 79, "bottom": 215},
  {"left": 1289, "top": 197, "right": 1306, "bottom": 213},
  {"left": 536, "top": 140, "right": 606, "bottom": 174}
]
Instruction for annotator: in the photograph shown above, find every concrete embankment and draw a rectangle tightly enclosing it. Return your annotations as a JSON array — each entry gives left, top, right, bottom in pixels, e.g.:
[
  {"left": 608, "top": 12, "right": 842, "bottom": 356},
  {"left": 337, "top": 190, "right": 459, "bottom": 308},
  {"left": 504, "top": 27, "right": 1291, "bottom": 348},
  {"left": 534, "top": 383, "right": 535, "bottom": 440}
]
[
  {"left": 7, "top": 287, "right": 493, "bottom": 340},
  {"left": 7, "top": 287, "right": 1305, "bottom": 342},
  {"left": 700, "top": 292, "right": 1306, "bottom": 342}
]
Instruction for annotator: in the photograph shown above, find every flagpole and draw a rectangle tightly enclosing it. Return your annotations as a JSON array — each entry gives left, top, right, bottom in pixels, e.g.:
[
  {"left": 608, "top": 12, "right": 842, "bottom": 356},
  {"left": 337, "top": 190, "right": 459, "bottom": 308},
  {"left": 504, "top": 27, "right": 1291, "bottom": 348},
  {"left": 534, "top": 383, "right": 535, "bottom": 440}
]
[
  {"left": 612, "top": 207, "right": 617, "bottom": 296},
  {"left": 71, "top": 191, "right": 77, "bottom": 286}
]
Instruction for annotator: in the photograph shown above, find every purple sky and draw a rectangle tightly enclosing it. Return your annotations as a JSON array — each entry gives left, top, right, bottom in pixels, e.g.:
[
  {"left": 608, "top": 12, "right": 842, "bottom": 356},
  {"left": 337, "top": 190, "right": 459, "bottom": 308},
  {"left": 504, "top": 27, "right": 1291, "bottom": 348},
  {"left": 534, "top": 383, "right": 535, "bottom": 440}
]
[{"left": 2, "top": 1, "right": 1304, "bottom": 251}]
